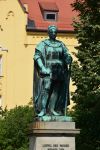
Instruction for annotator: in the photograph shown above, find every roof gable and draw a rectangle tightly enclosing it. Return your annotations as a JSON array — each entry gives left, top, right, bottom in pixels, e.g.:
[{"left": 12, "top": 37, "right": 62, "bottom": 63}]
[{"left": 39, "top": 1, "right": 59, "bottom": 12}]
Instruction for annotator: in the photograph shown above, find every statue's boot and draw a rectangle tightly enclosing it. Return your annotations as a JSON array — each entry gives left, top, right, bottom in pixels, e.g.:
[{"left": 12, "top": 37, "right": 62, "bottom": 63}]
[
  {"left": 38, "top": 109, "right": 46, "bottom": 117},
  {"left": 51, "top": 110, "right": 60, "bottom": 116}
]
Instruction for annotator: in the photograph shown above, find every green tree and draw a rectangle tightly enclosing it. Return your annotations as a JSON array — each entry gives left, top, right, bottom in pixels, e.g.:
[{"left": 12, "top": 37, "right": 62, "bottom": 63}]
[
  {"left": 0, "top": 106, "right": 34, "bottom": 150},
  {"left": 71, "top": 0, "right": 100, "bottom": 150}
]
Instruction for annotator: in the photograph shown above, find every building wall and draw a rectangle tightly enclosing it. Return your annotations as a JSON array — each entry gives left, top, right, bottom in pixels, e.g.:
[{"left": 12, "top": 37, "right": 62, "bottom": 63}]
[{"left": 0, "top": 0, "right": 78, "bottom": 109}]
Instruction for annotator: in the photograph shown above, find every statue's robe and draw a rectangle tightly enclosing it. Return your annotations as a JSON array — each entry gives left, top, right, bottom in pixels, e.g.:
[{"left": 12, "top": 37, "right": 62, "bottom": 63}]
[{"left": 33, "top": 39, "right": 71, "bottom": 114}]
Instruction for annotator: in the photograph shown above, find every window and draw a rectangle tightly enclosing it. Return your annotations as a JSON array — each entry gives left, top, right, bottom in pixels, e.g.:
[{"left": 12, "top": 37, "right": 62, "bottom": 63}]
[
  {"left": 0, "top": 56, "right": 2, "bottom": 76},
  {"left": 44, "top": 11, "right": 57, "bottom": 21},
  {"left": 0, "top": 96, "right": 1, "bottom": 106}
]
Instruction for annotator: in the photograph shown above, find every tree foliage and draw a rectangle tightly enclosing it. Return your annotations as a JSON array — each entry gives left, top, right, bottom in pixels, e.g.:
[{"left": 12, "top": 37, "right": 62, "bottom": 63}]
[
  {"left": 0, "top": 106, "right": 33, "bottom": 150},
  {"left": 71, "top": 0, "right": 100, "bottom": 150}
]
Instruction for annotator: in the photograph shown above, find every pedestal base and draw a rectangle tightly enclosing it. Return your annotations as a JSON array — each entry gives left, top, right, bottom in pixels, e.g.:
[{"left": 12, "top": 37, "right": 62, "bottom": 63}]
[
  {"left": 29, "top": 122, "right": 80, "bottom": 150},
  {"left": 35, "top": 115, "right": 72, "bottom": 122}
]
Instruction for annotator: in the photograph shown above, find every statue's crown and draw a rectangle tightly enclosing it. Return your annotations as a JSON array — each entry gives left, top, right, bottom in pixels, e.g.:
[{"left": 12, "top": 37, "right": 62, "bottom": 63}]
[{"left": 48, "top": 25, "right": 57, "bottom": 32}]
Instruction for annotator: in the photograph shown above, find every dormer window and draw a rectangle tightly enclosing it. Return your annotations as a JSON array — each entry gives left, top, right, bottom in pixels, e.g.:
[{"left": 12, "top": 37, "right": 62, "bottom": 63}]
[
  {"left": 39, "top": 2, "right": 59, "bottom": 21},
  {"left": 44, "top": 11, "right": 57, "bottom": 21}
]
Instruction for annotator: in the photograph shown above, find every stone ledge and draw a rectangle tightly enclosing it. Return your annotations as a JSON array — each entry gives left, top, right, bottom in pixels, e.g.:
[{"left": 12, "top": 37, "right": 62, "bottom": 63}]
[
  {"left": 29, "top": 121, "right": 75, "bottom": 130},
  {"left": 29, "top": 129, "right": 80, "bottom": 135},
  {"left": 29, "top": 121, "right": 80, "bottom": 136}
]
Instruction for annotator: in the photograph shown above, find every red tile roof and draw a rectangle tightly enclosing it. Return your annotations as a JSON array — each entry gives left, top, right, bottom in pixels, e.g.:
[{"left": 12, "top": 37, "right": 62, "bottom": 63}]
[{"left": 19, "top": 0, "right": 76, "bottom": 32}]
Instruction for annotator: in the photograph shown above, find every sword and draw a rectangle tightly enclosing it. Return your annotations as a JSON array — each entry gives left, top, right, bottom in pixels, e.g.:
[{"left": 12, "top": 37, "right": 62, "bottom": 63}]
[{"left": 65, "top": 63, "right": 71, "bottom": 116}]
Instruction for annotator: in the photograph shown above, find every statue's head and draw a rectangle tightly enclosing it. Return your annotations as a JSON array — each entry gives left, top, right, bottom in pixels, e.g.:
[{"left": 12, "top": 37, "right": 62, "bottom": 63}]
[{"left": 48, "top": 25, "right": 58, "bottom": 40}]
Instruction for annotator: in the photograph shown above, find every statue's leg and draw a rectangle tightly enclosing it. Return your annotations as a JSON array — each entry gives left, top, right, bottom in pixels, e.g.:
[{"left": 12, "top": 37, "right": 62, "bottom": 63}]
[
  {"left": 49, "top": 81, "right": 60, "bottom": 116},
  {"left": 38, "top": 91, "right": 49, "bottom": 117},
  {"left": 38, "top": 78, "right": 52, "bottom": 117}
]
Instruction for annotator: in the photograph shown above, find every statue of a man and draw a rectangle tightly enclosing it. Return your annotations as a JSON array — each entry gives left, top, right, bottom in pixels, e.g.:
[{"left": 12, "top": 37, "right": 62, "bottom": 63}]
[{"left": 33, "top": 25, "right": 72, "bottom": 117}]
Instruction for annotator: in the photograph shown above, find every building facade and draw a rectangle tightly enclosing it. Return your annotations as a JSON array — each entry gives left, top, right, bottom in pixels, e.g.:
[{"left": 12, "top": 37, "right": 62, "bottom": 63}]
[{"left": 0, "top": 0, "right": 78, "bottom": 109}]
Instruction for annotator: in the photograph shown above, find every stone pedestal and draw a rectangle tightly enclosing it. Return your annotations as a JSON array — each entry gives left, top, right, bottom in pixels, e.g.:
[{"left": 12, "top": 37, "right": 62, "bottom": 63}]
[{"left": 29, "top": 121, "right": 80, "bottom": 150}]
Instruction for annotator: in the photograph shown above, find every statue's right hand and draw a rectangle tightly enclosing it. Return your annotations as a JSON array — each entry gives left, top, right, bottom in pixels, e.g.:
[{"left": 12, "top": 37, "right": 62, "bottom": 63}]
[
  {"left": 41, "top": 67, "right": 47, "bottom": 74},
  {"left": 40, "top": 66, "right": 50, "bottom": 77}
]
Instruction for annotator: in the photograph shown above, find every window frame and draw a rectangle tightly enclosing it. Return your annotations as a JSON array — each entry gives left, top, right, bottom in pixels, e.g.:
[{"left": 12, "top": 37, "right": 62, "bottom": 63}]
[{"left": 44, "top": 11, "right": 58, "bottom": 21}]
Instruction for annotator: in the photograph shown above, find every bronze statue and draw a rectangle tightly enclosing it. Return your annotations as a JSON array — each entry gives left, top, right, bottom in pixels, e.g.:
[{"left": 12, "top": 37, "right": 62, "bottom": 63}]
[{"left": 33, "top": 25, "right": 72, "bottom": 117}]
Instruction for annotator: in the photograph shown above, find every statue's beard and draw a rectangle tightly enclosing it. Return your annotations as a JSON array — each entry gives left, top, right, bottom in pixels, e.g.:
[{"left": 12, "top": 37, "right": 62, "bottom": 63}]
[{"left": 49, "top": 35, "right": 57, "bottom": 40}]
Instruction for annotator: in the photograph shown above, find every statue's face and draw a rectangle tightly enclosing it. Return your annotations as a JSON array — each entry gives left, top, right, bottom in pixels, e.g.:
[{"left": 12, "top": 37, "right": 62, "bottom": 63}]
[{"left": 48, "top": 27, "right": 57, "bottom": 40}]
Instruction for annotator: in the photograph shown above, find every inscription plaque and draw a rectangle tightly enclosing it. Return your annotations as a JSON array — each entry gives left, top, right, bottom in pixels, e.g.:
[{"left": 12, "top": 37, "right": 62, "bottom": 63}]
[
  {"left": 36, "top": 137, "right": 75, "bottom": 150},
  {"left": 42, "top": 143, "right": 70, "bottom": 150}
]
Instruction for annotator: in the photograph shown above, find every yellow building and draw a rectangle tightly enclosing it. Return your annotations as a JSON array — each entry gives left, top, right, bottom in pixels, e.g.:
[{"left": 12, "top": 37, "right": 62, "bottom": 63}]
[{"left": 0, "top": 0, "right": 78, "bottom": 109}]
